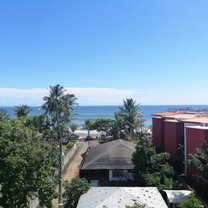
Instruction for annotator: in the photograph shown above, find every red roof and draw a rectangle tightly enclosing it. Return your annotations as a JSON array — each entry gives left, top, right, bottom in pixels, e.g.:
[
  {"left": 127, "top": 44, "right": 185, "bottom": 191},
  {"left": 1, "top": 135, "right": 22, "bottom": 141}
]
[{"left": 152, "top": 112, "right": 180, "bottom": 117}]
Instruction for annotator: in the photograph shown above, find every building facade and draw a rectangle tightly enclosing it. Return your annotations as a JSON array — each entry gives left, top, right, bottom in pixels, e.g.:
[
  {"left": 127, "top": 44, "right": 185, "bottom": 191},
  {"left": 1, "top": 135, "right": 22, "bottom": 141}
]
[{"left": 152, "top": 111, "right": 208, "bottom": 178}]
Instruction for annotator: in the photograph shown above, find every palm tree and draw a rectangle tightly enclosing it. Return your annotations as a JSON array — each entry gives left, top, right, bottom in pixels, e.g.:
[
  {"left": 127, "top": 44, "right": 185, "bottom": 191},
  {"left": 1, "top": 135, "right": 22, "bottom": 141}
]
[
  {"left": 14, "top": 105, "right": 31, "bottom": 117},
  {"left": 118, "top": 98, "right": 143, "bottom": 140},
  {"left": 42, "top": 84, "right": 66, "bottom": 125},
  {"left": 61, "top": 93, "right": 78, "bottom": 128},
  {"left": 42, "top": 84, "right": 78, "bottom": 204},
  {"left": 42, "top": 84, "right": 72, "bottom": 204},
  {"left": 83, "top": 119, "right": 94, "bottom": 148}
]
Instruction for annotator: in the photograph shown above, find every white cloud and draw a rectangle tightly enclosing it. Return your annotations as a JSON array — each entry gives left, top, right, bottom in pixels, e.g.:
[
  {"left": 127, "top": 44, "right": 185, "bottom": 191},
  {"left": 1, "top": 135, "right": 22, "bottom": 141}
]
[
  {"left": 0, "top": 87, "right": 140, "bottom": 106},
  {"left": 0, "top": 87, "right": 207, "bottom": 106}
]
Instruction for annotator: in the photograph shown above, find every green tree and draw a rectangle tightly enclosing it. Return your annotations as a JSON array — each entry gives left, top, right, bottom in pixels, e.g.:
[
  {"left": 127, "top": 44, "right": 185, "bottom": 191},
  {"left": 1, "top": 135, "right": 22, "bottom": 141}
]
[
  {"left": 61, "top": 93, "right": 78, "bottom": 128},
  {"left": 0, "top": 108, "right": 9, "bottom": 121},
  {"left": 0, "top": 118, "right": 57, "bottom": 208},
  {"left": 63, "top": 178, "right": 90, "bottom": 208},
  {"left": 117, "top": 99, "right": 143, "bottom": 140},
  {"left": 42, "top": 84, "right": 77, "bottom": 204},
  {"left": 14, "top": 104, "right": 31, "bottom": 117},
  {"left": 189, "top": 140, "right": 208, "bottom": 199},
  {"left": 178, "top": 194, "right": 203, "bottom": 208},
  {"left": 70, "top": 123, "right": 78, "bottom": 134},
  {"left": 42, "top": 85, "right": 77, "bottom": 128},
  {"left": 132, "top": 136, "right": 174, "bottom": 190},
  {"left": 90, "top": 118, "right": 113, "bottom": 142},
  {"left": 42, "top": 84, "right": 66, "bottom": 126},
  {"left": 110, "top": 112, "right": 126, "bottom": 139},
  {"left": 42, "top": 84, "right": 65, "bottom": 204},
  {"left": 83, "top": 119, "right": 94, "bottom": 137}
]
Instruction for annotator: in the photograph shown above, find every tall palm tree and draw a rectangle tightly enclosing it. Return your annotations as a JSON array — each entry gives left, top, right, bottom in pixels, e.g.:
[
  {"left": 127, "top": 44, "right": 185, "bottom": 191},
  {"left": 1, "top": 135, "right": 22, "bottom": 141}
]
[
  {"left": 14, "top": 105, "right": 31, "bottom": 117},
  {"left": 42, "top": 84, "right": 66, "bottom": 125},
  {"left": 42, "top": 84, "right": 78, "bottom": 204},
  {"left": 42, "top": 84, "right": 66, "bottom": 204}
]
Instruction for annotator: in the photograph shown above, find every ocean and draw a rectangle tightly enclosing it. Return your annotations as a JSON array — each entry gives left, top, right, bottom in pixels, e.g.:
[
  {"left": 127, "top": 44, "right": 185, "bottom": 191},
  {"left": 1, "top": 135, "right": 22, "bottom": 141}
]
[{"left": 2, "top": 105, "right": 208, "bottom": 127}]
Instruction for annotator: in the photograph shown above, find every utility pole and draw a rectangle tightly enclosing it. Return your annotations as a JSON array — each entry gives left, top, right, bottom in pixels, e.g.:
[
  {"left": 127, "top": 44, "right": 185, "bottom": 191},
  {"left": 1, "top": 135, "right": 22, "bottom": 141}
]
[{"left": 58, "top": 118, "right": 63, "bottom": 206}]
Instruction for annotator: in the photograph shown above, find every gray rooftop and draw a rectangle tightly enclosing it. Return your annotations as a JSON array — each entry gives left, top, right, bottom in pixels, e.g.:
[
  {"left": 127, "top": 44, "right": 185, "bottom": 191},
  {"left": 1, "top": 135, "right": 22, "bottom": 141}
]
[
  {"left": 77, "top": 187, "right": 168, "bottom": 208},
  {"left": 81, "top": 139, "right": 136, "bottom": 170}
]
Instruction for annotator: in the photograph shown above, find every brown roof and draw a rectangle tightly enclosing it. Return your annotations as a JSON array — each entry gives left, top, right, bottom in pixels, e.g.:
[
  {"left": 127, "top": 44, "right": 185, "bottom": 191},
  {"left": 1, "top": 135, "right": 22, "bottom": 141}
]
[{"left": 81, "top": 139, "right": 136, "bottom": 170}]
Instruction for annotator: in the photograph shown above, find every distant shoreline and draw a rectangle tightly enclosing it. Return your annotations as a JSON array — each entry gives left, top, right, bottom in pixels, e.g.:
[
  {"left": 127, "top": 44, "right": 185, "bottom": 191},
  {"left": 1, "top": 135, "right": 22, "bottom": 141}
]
[{"left": 2, "top": 105, "right": 208, "bottom": 127}]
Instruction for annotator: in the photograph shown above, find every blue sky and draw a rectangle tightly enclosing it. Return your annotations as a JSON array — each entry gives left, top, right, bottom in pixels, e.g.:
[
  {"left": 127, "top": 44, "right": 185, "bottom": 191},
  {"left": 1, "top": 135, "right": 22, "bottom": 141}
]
[{"left": 0, "top": 0, "right": 208, "bottom": 106}]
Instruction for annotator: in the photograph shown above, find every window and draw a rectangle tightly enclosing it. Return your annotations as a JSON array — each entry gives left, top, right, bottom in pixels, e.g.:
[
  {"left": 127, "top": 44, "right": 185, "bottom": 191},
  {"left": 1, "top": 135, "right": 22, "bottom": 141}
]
[{"left": 112, "top": 170, "right": 127, "bottom": 178}]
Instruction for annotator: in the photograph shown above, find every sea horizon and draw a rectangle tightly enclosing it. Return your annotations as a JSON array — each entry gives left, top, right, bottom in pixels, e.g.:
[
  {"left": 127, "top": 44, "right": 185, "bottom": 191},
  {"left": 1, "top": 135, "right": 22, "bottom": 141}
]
[{"left": 2, "top": 104, "right": 208, "bottom": 127}]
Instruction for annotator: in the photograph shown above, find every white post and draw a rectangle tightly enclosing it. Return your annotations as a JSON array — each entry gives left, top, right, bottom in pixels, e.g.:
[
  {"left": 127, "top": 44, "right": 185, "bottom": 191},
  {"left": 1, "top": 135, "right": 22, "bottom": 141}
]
[{"left": 184, "top": 125, "right": 187, "bottom": 176}]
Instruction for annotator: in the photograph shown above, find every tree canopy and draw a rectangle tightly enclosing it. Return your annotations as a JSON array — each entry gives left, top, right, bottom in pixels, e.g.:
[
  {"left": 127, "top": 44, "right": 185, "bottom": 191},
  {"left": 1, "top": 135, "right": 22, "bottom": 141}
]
[
  {"left": 116, "top": 98, "right": 143, "bottom": 140},
  {"left": 0, "top": 116, "right": 57, "bottom": 208},
  {"left": 63, "top": 178, "right": 90, "bottom": 208},
  {"left": 178, "top": 194, "right": 203, "bottom": 208},
  {"left": 14, "top": 104, "right": 31, "bottom": 117},
  {"left": 132, "top": 135, "right": 174, "bottom": 190},
  {"left": 189, "top": 140, "right": 208, "bottom": 199}
]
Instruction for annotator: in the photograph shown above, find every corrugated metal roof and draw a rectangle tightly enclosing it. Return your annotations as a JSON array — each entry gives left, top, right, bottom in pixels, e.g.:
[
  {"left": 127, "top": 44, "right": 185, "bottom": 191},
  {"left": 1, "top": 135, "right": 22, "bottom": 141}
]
[
  {"left": 163, "top": 190, "right": 192, "bottom": 204},
  {"left": 77, "top": 187, "right": 168, "bottom": 208},
  {"left": 81, "top": 139, "right": 136, "bottom": 170}
]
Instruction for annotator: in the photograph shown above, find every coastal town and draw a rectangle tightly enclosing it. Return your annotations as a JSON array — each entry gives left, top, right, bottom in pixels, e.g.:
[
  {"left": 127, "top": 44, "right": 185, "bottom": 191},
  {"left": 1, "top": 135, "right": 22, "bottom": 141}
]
[
  {"left": 1, "top": 85, "right": 207, "bottom": 208},
  {"left": 1, "top": 1, "right": 207, "bottom": 208}
]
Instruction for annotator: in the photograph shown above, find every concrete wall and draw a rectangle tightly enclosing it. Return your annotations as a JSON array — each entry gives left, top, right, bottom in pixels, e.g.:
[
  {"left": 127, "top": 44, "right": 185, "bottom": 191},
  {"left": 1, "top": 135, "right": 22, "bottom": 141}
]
[{"left": 62, "top": 140, "right": 79, "bottom": 171}]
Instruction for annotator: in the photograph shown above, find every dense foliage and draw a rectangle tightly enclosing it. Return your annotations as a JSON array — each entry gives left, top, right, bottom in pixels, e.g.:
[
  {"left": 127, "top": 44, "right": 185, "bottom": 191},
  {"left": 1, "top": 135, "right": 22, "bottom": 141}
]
[
  {"left": 0, "top": 84, "right": 78, "bottom": 207},
  {"left": 42, "top": 84, "right": 77, "bottom": 129},
  {"left": 178, "top": 194, "right": 203, "bottom": 208},
  {"left": 63, "top": 178, "right": 90, "bottom": 208},
  {"left": 83, "top": 99, "right": 144, "bottom": 142},
  {"left": 117, "top": 98, "right": 143, "bottom": 140},
  {"left": 189, "top": 140, "right": 208, "bottom": 199},
  {"left": 132, "top": 135, "right": 174, "bottom": 190},
  {"left": 0, "top": 115, "right": 57, "bottom": 208}
]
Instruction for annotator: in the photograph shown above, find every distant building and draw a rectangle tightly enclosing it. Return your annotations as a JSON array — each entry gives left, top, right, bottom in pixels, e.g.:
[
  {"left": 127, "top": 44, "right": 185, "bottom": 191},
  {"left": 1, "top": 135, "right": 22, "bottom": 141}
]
[
  {"left": 79, "top": 139, "right": 135, "bottom": 185},
  {"left": 77, "top": 187, "right": 168, "bottom": 208},
  {"left": 152, "top": 111, "right": 208, "bottom": 178}
]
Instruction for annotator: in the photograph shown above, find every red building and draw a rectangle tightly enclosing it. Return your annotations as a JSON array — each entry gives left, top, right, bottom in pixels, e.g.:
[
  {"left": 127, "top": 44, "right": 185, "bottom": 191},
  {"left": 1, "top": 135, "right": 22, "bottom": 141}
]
[{"left": 152, "top": 112, "right": 208, "bottom": 177}]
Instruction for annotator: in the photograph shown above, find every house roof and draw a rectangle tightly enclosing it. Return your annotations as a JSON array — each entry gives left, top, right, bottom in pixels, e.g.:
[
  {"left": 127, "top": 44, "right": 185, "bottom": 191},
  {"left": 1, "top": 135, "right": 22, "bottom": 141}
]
[
  {"left": 81, "top": 139, "right": 136, "bottom": 170},
  {"left": 77, "top": 187, "right": 168, "bottom": 208},
  {"left": 163, "top": 190, "right": 192, "bottom": 204}
]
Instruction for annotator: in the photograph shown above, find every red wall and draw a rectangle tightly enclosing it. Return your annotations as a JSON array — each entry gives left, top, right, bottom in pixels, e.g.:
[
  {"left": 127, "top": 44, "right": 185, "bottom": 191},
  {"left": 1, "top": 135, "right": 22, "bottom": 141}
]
[
  {"left": 164, "top": 121, "right": 183, "bottom": 159},
  {"left": 152, "top": 117, "right": 164, "bottom": 152},
  {"left": 186, "top": 127, "right": 208, "bottom": 157},
  {"left": 164, "top": 121, "right": 177, "bottom": 158}
]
